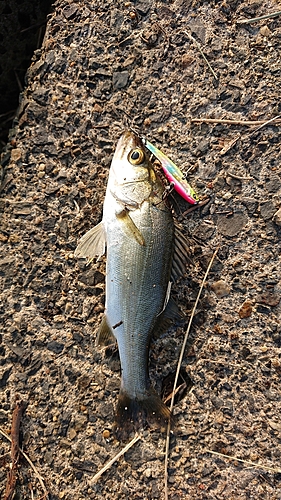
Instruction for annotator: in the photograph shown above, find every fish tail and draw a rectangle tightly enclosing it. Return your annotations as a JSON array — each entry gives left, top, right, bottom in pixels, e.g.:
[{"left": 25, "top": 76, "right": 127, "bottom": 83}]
[{"left": 115, "top": 388, "right": 171, "bottom": 439}]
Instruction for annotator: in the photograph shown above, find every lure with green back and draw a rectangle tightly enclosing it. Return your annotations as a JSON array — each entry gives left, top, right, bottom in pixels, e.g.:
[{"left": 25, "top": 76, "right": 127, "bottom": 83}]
[{"left": 142, "top": 137, "right": 199, "bottom": 205}]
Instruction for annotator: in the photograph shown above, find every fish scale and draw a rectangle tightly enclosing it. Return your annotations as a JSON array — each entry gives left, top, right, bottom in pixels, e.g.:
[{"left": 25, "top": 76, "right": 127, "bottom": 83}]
[{"left": 105, "top": 199, "right": 174, "bottom": 400}]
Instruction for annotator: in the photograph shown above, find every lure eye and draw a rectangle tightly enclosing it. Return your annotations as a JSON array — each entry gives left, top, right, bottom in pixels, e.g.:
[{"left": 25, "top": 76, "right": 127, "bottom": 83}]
[{"left": 128, "top": 148, "right": 145, "bottom": 165}]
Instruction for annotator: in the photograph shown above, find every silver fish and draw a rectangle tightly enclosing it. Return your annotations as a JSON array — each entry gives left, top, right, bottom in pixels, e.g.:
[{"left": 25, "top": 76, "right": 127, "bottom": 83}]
[{"left": 75, "top": 130, "right": 188, "bottom": 436}]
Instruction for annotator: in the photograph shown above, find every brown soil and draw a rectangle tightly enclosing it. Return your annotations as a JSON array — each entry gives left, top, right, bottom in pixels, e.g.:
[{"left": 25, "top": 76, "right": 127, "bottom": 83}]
[{"left": 1, "top": 1, "right": 281, "bottom": 499}]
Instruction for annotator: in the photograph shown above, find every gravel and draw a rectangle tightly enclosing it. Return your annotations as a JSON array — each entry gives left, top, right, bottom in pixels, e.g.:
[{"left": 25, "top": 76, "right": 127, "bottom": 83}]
[{"left": 0, "top": 0, "right": 281, "bottom": 499}]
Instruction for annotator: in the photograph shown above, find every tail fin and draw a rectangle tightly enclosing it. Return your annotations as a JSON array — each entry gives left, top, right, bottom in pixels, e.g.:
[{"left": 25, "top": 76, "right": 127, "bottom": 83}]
[{"left": 115, "top": 388, "right": 171, "bottom": 440}]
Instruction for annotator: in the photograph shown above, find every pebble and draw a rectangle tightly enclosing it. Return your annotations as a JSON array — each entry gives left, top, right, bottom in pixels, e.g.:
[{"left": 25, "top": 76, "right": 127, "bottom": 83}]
[
  {"left": 211, "top": 280, "right": 230, "bottom": 298},
  {"left": 144, "top": 468, "right": 152, "bottom": 478},
  {"left": 239, "top": 300, "right": 252, "bottom": 318},
  {"left": 10, "top": 148, "right": 22, "bottom": 162},
  {"left": 257, "top": 291, "right": 280, "bottom": 307},
  {"left": 217, "top": 213, "right": 248, "bottom": 237},
  {"left": 112, "top": 71, "right": 129, "bottom": 89},
  {"left": 259, "top": 201, "right": 276, "bottom": 221},
  {"left": 67, "top": 428, "right": 77, "bottom": 440},
  {"left": 47, "top": 341, "right": 64, "bottom": 354}
]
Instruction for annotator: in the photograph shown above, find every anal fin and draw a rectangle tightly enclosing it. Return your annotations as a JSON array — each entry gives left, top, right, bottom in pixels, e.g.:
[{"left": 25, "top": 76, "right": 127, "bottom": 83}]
[
  {"left": 96, "top": 315, "right": 116, "bottom": 346},
  {"left": 152, "top": 297, "right": 183, "bottom": 338}
]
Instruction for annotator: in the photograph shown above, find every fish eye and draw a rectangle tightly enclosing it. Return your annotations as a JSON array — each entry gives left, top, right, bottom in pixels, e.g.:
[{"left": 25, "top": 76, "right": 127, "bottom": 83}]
[{"left": 128, "top": 148, "right": 145, "bottom": 165}]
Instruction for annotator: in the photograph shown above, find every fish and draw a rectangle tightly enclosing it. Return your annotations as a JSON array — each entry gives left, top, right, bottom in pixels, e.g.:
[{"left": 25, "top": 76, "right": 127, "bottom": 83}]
[
  {"left": 74, "top": 130, "right": 189, "bottom": 437},
  {"left": 142, "top": 137, "right": 199, "bottom": 205}
]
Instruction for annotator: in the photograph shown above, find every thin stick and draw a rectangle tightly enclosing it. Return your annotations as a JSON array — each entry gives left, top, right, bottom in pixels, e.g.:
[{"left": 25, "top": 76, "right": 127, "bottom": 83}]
[
  {"left": 3, "top": 400, "right": 25, "bottom": 500},
  {"left": 184, "top": 31, "right": 218, "bottom": 80},
  {"left": 164, "top": 247, "right": 219, "bottom": 500},
  {"left": 248, "top": 114, "right": 281, "bottom": 136},
  {"left": 206, "top": 449, "right": 281, "bottom": 474},
  {"left": 236, "top": 11, "right": 281, "bottom": 24},
  {"left": 191, "top": 117, "right": 281, "bottom": 125},
  {"left": 0, "top": 427, "right": 49, "bottom": 498},
  {"left": 91, "top": 434, "right": 141, "bottom": 483}
]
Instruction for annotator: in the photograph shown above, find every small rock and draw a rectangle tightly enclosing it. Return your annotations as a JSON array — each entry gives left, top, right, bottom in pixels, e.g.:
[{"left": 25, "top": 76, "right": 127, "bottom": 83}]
[
  {"left": 112, "top": 71, "right": 129, "bottom": 89},
  {"left": 241, "top": 197, "right": 258, "bottom": 215},
  {"left": 195, "top": 139, "right": 209, "bottom": 156},
  {"left": 47, "top": 341, "right": 64, "bottom": 354},
  {"left": 217, "top": 213, "right": 248, "bottom": 237},
  {"left": 265, "top": 174, "right": 281, "bottom": 193},
  {"left": 73, "top": 414, "right": 88, "bottom": 431},
  {"left": 10, "top": 148, "right": 22, "bottom": 162},
  {"left": 211, "top": 280, "right": 230, "bottom": 298},
  {"left": 63, "top": 4, "right": 78, "bottom": 19},
  {"left": 102, "top": 429, "right": 110, "bottom": 439},
  {"left": 78, "top": 375, "right": 91, "bottom": 390},
  {"left": 259, "top": 201, "right": 276, "bottom": 221},
  {"left": 260, "top": 25, "right": 271, "bottom": 37},
  {"left": 188, "top": 20, "right": 206, "bottom": 43},
  {"left": 257, "top": 292, "right": 280, "bottom": 307},
  {"left": 67, "top": 427, "right": 77, "bottom": 440},
  {"left": 93, "top": 103, "right": 103, "bottom": 113},
  {"left": 144, "top": 468, "right": 152, "bottom": 478},
  {"left": 239, "top": 300, "right": 252, "bottom": 318},
  {"left": 256, "top": 304, "right": 271, "bottom": 315}
]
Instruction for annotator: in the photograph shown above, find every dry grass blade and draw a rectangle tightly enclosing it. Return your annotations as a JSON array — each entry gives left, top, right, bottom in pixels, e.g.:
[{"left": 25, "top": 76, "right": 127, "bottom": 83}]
[
  {"left": 0, "top": 427, "right": 49, "bottom": 499},
  {"left": 248, "top": 114, "right": 281, "bottom": 136},
  {"left": 206, "top": 449, "right": 281, "bottom": 474},
  {"left": 184, "top": 31, "right": 218, "bottom": 80},
  {"left": 164, "top": 247, "right": 219, "bottom": 500},
  {"left": 191, "top": 117, "right": 281, "bottom": 125},
  {"left": 236, "top": 11, "right": 281, "bottom": 24},
  {"left": 91, "top": 434, "right": 141, "bottom": 483}
]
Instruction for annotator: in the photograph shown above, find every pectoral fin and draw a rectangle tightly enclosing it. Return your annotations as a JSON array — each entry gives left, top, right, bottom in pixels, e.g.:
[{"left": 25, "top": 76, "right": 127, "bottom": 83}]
[
  {"left": 74, "top": 221, "right": 106, "bottom": 259},
  {"left": 116, "top": 209, "right": 145, "bottom": 246},
  {"left": 96, "top": 315, "right": 116, "bottom": 346}
]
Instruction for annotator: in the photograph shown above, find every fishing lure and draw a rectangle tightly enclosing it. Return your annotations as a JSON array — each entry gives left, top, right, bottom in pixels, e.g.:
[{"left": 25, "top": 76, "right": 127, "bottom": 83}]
[{"left": 142, "top": 137, "right": 199, "bottom": 205}]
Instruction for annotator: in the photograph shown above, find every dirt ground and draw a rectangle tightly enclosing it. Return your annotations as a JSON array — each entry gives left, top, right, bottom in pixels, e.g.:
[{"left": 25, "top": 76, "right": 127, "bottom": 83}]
[{"left": 1, "top": 0, "right": 281, "bottom": 498}]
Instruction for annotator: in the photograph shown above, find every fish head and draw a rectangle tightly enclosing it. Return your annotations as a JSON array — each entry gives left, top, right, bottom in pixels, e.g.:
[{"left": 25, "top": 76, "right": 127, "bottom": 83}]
[{"left": 109, "top": 130, "right": 156, "bottom": 208}]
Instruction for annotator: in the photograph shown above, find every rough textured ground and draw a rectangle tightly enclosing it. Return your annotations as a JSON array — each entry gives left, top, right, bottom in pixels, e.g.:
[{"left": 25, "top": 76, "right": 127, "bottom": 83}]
[{"left": 1, "top": 0, "right": 281, "bottom": 499}]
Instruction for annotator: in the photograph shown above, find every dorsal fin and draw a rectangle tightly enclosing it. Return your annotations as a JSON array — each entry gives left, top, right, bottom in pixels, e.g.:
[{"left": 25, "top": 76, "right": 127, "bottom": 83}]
[{"left": 171, "top": 224, "right": 191, "bottom": 282}]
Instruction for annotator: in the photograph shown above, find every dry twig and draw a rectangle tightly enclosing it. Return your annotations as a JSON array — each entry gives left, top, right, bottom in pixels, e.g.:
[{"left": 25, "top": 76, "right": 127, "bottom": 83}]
[
  {"left": 3, "top": 400, "right": 25, "bottom": 500},
  {"left": 236, "top": 11, "right": 281, "bottom": 24},
  {"left": 164, "top": 247, "right": 219, "bottom": 500},
  {"left": 206, "top": 449, "right": 281, "bottom": 474},
  {"left": 91, "top": 434, "right": 141, "bottom": 483}
]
